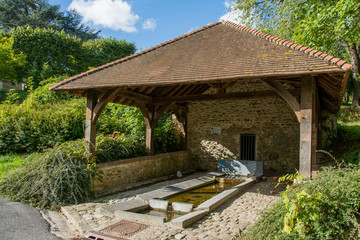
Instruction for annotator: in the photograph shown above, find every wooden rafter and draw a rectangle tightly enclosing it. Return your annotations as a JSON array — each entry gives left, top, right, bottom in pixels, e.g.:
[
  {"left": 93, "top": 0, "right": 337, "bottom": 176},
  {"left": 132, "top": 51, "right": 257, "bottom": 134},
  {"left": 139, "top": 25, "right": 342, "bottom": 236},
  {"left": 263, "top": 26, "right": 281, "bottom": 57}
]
[
  {"left": 262, "top": 79, "right": 301, "bottom": 121},
  {"left": 152, "top": 88, "right": 300, "bottom": 103}
]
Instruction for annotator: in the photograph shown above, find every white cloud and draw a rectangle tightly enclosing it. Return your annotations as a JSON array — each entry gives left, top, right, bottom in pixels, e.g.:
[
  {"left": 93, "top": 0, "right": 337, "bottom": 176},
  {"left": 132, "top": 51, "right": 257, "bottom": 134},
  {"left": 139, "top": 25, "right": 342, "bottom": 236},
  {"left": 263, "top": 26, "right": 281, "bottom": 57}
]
[
  {"left": 68, "top": 0, "right": 140, "bottom": 33},
  {"left": 142, "top": 18, "right": 156, "bottom": 31},
  {"left": 220, "top": 0, "right": 243, "bottom": 24}
]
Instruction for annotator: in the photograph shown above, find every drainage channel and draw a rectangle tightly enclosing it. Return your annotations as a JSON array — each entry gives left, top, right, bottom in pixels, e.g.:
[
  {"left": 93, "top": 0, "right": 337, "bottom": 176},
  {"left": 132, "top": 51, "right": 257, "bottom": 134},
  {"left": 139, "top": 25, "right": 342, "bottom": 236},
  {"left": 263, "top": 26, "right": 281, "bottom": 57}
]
[{"left": 87, "top": 220, "right": 148, "bottom": 240}]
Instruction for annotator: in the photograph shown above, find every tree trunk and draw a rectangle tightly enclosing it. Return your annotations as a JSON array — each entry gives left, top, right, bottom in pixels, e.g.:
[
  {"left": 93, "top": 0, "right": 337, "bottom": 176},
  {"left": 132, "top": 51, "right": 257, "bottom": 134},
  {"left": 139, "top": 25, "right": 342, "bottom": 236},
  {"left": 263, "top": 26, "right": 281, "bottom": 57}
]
[{"left": 347, "top": 43, "right": 360, "bottom": 107}]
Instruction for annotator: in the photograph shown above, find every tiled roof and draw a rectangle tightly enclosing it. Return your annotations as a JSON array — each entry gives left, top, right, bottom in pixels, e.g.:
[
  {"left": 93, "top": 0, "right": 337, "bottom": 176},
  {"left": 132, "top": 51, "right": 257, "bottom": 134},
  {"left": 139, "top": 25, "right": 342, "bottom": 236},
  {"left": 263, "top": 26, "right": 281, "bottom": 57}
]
[{"left": 50, "top": 21, "right": 351, "bottom": 92}]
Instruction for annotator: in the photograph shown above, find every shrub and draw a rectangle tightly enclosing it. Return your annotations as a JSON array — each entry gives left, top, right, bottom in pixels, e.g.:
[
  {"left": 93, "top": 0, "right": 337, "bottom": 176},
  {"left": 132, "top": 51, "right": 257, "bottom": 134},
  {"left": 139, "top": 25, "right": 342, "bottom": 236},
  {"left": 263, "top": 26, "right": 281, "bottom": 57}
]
[
  {"left": 95, "top": 133, "right": 146, "bottom": 163},
  {"left": 0, "top": 139, "right": 98, "bottom": 209},
  {"left": 0, "top": 98, "right": 85, "bottom": 154},
  {"left": 241, "top": 164, "right": 360, "bottom": 240}
]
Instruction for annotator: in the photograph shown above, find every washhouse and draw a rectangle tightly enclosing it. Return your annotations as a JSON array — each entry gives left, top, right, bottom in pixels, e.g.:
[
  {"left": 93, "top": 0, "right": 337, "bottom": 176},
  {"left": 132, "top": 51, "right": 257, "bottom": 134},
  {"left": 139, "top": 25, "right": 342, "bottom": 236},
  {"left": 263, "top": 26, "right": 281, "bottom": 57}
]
[{"left": 50, "top": 21, "right": 352, "bottom": 194}]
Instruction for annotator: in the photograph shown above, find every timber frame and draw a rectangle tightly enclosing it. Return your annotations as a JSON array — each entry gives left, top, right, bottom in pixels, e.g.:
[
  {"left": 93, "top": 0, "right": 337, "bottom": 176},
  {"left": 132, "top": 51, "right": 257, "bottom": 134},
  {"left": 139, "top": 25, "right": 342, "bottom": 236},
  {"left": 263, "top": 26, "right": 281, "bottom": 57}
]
[{"left": 51, "top": 21, "right": 352, "bottom": 179}]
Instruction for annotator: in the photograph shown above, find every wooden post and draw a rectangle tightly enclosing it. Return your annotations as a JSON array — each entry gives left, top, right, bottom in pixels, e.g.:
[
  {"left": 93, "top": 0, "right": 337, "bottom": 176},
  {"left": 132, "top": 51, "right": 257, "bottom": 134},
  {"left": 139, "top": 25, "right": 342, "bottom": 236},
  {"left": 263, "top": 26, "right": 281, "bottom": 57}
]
[
  {"left": 139, "top": 103, "right": 173, "bottom": 155},
  {"left": 299, "top": 76, "right": 316, "bottom": 179},
  {"left": 85, "top": 88, "right": 122, "bottom": 157},
  {"left": 174, "top": 109, "right": 188, "bottom": 150},
  {"left": 85, "top": 90, "right": 98, "bottom": 157}
]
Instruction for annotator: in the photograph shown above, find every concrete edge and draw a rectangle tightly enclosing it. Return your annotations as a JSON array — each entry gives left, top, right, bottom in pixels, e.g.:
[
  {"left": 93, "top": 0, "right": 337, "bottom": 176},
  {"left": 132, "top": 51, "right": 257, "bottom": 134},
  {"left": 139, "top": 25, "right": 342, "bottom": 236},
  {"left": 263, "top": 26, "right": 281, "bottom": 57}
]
[
  {"left": 114, "top": 210, "right": 165, "bottom": 225},
  {"left": 137, "top": 176, "right": 215, "bottom": 201},
  {"left": 167, "top": 210, "right": 208, "bottom": 228},
  {"left": 40, "top": 210, "right": 78, "bottom": 239},
  {"left": 60, "top": 206, "right": 91, "bottom": 235},
  {"left": 196, "top": 178, "right": 256, "bottom": 212}
]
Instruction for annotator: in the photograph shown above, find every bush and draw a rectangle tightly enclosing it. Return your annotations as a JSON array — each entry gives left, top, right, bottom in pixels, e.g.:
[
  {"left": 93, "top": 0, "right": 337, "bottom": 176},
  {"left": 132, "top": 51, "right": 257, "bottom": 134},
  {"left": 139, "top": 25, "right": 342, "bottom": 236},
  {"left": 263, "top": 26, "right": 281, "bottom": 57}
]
[
  {"left": 0, "top": 99, "right": 86, "bottom": 154},
  {"left": 0, "top": 139, "right": 98, "bottom": 209},
  {"left": 241, "top": 164, "right": 360, "bottom": 240},
  {"left": 95, "top": 133, "right": 146, "bottom": 163}
]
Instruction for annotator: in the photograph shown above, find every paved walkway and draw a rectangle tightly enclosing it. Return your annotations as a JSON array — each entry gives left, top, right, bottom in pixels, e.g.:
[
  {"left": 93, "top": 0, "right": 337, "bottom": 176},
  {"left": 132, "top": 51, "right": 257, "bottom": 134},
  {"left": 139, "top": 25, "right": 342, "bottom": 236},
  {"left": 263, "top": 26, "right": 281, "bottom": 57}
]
[
  {"left": 132, "top": 180, "right": 283, "bottom": 240},
  {"left": 51, "top": 173, "right": 285, "bottom": 239},
  {"left": 0, "top": 195, "right": 59, "bottom": 240}
]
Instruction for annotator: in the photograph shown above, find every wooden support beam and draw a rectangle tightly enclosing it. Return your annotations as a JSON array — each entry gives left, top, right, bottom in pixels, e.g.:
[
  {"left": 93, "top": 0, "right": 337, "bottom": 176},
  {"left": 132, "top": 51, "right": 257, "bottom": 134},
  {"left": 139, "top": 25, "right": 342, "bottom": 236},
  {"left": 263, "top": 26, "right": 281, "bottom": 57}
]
[
  {"left": 299, "top": 75, "right": 316, "bottom": 179},
  {"left": 93, "top": 88, "right": 122, "bottom": 123},
  {"left": 262, "top": 79, "right": 301, "bottom": 122},
  {"left": 85, "top": 88, "right": 121, "bottom": 157},
  {"left": 122, "top": 90, "right": 153, "bottom": 103},
  {"left": 138, "top": 103, "right": 173, "bottom": 154},
  {"left": 85, "top": 90, "right": 98, "bottom": 157},
  {"left": 152, "top": 89, "right": 300, "bottom": 103}
]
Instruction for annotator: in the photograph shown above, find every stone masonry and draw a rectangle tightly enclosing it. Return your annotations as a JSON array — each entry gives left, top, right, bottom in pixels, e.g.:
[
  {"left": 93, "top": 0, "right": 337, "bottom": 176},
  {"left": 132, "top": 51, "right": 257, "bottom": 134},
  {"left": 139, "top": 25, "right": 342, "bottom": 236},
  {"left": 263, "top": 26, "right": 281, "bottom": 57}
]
[
  {"left": 187, "top": 80, "right": 300, "bottom": 174},
  {"left": 92, "top": 151, "right": 189, "bottom": 194}
]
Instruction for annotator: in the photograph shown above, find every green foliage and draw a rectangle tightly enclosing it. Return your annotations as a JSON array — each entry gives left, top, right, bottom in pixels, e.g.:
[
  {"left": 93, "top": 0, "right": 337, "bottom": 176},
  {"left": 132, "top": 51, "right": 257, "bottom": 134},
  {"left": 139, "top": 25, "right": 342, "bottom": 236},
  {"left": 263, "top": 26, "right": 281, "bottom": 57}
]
[
  {"left": 0, "top": 153, "right": 40, "bottom": 178},
  {"left": 0, "top": 89, "right": 28, "bottom": 103},
  {"left": 282, "top": 190, "right": 324, "bottom": 237},
  {"left": 95, "top": 134, "right": 146, "bottom": 163},
  {"left": 0, "top": 98, "right": 86, "bottom": 153},
  {"left": 332, "top": 106, "right": 360, "bottom": 163},
  {"left": 0, "top": 27, "right": 135, "bottom": 87},
  {"left": 3, "top": 89, "right": 19, "bottom": 104},
  {"left": 97, "top": 104, "right": 181, "bottom": 157},
  {"left": 0, "top": 0, "right": 99, "bottom": 40},
  {"left": 275, "top": 171, "right": 304, "bottom": 188},
  {"left": 234, "top": 0, "right": 360, "bottom": 106},
  {"left": 154, "top": 114, "right": 181, "bottom": 154},
  {"left": 3, "top": 27, "right": 86, "bottom": 86},
  {"left": 83, "top": 38, "right": 136, "bottom": 67},
  {"left": 0, "top": 139, "right": 98, "bottom": 209},
  {"left": 23, "top": 75, "right": 75, "bottom": 106},
  {"left": 241, "top": 164, "right": 360, "bottom": 240},
  {"left": 0, "top": 80, "right": 179, "bottom": 157},
  {"left": 0, "top": 36, "right": 26, "bottom": 81}
]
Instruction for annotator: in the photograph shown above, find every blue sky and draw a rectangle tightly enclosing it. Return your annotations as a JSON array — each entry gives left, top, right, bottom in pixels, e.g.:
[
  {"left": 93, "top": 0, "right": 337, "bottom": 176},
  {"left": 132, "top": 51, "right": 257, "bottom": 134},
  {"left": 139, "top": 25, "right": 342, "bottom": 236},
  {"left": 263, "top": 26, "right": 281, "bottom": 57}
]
[{"left": 48, "top": 0, "right": 241, "bottom": 52}]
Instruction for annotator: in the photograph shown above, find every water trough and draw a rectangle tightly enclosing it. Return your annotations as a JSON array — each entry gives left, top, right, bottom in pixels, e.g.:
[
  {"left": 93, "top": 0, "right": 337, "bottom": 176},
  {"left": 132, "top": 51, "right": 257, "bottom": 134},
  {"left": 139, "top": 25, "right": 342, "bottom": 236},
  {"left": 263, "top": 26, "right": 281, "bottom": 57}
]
[{"left": 101, "top": 160, "right": 263, "bottom": 228}]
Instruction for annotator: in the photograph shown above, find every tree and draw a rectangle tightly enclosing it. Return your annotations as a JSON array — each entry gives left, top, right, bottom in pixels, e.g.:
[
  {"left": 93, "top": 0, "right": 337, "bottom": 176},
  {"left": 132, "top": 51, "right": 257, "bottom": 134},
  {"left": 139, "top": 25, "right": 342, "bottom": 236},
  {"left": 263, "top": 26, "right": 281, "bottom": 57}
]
[
  {"left": 1, "top": 27, "right": 136, "bottom": 88},
  {"left": 0, "top": 0, "right": 99, "bottom": 40},
  {"left": 84, "top": 38, "right": 136, "bottom": 67},
  {"left": 0, "top": 36, "right": 26, "bottom": 81},
  {"left": 234, "top": 0, "right": 360, "bottom": 106}
]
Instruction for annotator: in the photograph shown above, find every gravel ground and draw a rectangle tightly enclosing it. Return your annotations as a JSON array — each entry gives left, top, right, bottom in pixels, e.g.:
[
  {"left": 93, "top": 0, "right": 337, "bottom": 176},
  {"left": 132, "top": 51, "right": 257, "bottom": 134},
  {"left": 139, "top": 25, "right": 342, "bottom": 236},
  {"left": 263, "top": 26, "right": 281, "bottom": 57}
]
[{"left": 67, "top": 174, "right": 286, "bottom": 240}]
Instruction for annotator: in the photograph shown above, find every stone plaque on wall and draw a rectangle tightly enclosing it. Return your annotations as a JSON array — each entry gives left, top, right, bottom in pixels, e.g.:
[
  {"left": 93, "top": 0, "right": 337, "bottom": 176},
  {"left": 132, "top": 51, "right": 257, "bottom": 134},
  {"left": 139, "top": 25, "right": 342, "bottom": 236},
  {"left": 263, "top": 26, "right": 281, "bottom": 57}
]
[{"left": 210, "top": 127, "right": 221, "bottom": 135}]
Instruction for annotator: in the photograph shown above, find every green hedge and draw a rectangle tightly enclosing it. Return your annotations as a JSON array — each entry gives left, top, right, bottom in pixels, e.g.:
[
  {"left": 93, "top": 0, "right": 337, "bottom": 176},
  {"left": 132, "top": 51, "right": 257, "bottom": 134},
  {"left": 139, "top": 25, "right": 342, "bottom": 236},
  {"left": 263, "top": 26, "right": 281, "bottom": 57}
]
[
  {"left": 0, "top": 99, "right": 85, "bottom": 154},
  {"left": 0, "top": 77, "right": 180, "bottom": 156}
]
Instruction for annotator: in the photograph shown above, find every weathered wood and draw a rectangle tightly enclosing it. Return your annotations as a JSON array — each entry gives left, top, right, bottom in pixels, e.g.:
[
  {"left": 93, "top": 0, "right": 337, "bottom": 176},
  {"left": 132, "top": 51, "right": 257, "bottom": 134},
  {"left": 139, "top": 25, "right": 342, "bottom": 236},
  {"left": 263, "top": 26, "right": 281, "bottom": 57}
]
[
  {"left": 152, "top": 89, "right": 300, "bottom": 103},
  {"left": 262, "top": 79, "right": 301, "bottom": 122},
  {"left": 299, "top": 76, "right": 315, "bottom": 179},
  {"left": 123, "top": 90, "right": 153, "bottom": 103},
  {"left": 167, "top": 85, "right": 183, "bottom": 97},
  {"left": 93, "top": 88, "right": 122, "bottom": 123},
  {"left": 85, "top": 89, "right": 121, "bottom": 157},
  {"left": 139, "top": 103, "right": 173, "bottom": 154},
  {"left": 85, "top": 90, "right": 98, "bottom": 156}
]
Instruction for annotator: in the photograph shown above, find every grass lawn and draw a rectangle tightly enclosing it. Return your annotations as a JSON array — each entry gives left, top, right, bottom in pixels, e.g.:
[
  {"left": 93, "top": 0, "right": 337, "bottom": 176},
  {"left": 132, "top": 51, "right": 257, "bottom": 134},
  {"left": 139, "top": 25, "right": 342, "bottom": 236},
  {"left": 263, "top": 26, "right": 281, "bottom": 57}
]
[
  {"left": 334, "top": 106, "right": 360, "bottom": 162},
  {"left": 0, "top": 153, "right": 40, "bottom": 178}
]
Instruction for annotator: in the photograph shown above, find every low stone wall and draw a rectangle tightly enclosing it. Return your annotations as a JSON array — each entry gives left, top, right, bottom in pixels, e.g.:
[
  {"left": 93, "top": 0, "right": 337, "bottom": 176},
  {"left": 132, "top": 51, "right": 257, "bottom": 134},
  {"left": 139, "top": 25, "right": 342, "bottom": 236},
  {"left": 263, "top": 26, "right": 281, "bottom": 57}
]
[{"left": 92, "top": 151, "right": 189, "bottom": 194}]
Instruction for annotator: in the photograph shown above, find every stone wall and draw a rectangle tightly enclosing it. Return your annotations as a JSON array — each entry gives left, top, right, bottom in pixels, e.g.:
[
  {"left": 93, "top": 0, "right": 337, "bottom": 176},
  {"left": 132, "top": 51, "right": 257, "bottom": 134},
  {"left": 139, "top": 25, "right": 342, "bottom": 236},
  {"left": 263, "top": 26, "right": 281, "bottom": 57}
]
[
  {"left": 187, "top": 80, "right": 300, "bottom": 174},
  {"left": 92, "top": 151, "right": 189, "bottom": 194}
]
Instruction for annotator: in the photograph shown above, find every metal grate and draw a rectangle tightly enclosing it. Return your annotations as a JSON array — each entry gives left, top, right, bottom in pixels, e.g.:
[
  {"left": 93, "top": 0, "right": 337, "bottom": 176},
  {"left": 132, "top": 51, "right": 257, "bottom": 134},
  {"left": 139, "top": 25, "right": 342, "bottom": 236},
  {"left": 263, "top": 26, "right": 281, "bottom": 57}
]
[
  {"left": 240, "top": 134, "right": 256, "bottom": 160},
  {"left": 87, "top": 220, "right": 148, "bottom": 240}
]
